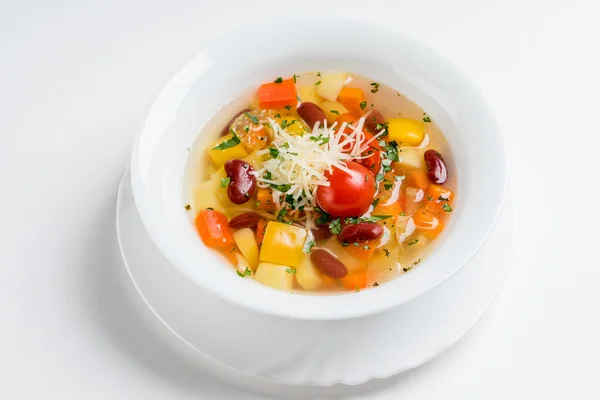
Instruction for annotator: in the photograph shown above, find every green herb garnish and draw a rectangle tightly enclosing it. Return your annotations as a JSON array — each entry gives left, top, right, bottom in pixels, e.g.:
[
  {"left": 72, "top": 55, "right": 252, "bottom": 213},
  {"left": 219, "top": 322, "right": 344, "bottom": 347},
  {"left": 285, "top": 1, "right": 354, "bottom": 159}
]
[
  {"left": 359, "top": 101, "right": 367, "bottom": 110},
  {"left": 442, "top": 203, "right": 453, "bottom": 212},
  {"left": 372, "top": 198, "right": 380, "bottom": 208},
  {"left": 237, "top": 268, "right": 252, "bottom": 277},
  {"left": 293, "top": 74, "right": 297, "bottom": 83},
  {"left": 274, "top": 77, "right": 283, "bottom": 83},
  {"left": 423, "top": 114, "right": 431, "bottom": 123},
  {"left": 370, "top": 82, "right": 380, "bottom": 93},
  {"left": 329, "top": 218, "right": 342, "bottom": 234},
  {"left": 220, "top": 177, "right": 231, "bottom": 187},
  {"left": 269, "top": 148, "right": 280, "bottom": 158},
  {"left": 360, "top": 215, "right": 392, "bottom": 223},
  {"left": 212, "top": 132, "right": 241, "bottom": 150},
  {"left": 408, "top": 239, "right": 419, "bottom": 246},
  {"left": 330, "top": 109, "right": 339, "bottom": 115},
  {"left": 286, "top": 267, "right": 297, "bottom": 274},
  {"left": 375, "top": 173, "right": 384, "bottom": 183},
  {"left": 277, "top": 208, "right": 287, "bottom": 221},
  {"left": 383, "top": 249, "right": 391, "bottom": 257},
  {"left": 284, "top": 105, "right": 292, "bottom": 111},
  {"left": 184, "top": 204, "right": 191, "bottom": 211},
  {"left": 315, "top": 80, "right": 321, "bottom": 86},
  {"left": 244, "top": 112, "right": 259, "bottom": 125},
  {"left": 302, "top": 239, "right": 316, "bottom": 254}
]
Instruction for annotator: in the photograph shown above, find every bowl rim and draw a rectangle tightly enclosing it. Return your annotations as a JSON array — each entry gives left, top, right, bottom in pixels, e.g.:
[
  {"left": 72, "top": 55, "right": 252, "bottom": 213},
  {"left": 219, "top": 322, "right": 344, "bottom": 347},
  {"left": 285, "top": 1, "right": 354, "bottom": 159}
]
[{"left": 130, "top": 17, "right": 508, "bottom": 321}]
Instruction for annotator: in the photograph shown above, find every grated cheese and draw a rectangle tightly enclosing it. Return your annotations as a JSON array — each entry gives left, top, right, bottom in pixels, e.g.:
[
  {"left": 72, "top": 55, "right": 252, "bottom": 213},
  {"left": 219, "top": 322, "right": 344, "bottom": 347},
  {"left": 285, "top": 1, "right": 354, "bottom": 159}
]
[{"left": 252, "top": 117, "right": 386, "bottom": 211}]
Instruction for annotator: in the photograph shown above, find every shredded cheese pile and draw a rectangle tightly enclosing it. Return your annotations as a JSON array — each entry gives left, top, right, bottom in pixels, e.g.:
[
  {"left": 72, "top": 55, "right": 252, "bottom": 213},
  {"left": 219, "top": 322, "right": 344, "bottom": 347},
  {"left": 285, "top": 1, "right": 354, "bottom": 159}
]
[{"left": 252, "top": 117, "right": 386, "bottom": 211}]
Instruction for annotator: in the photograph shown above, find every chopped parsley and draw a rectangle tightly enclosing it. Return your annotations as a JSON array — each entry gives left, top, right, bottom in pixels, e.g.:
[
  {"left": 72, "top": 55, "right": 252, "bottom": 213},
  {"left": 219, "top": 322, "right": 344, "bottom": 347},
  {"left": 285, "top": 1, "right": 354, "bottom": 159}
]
[
  {"left": 237, "top": 268, "right": 252, "bottom": 277},
  {"left": 206, "top": 207, "right": 214, "bottom": 210},
  {"left": 383, "top": 248, "right": 391, "bottom": 257},
  {"left": 439, "top": 196, "right": 449, "bottom": 202},
  {"left": 442, "top": 203, "right": 453, "bottom": 212},
  {"left": 220, "top": 177, "right": 231, "bottom": 187},
  {"left": 309, "top": 134, "right": 329, "bottom": 145},
  {"left": 244, "top": 112, "right": 259, "bottom": 125},
  {"left": 184, "top": 204, "right": 191, "bottom": 211},
  {"left": 383, "top": 179, "right": 393, "bottom": 191},
  {"left": 399, "top": 212, "right": 406, "bottom": 216},
  {"left": 402, "top": 266, "right": 412, "bottom": 272},
  {"left": 284, "top": 105, "right": 292, "bottom": 111},
  {"left": 212, "top": 131, "right": 241, "bottom": 150},
  {"left": 373, "top": 282, "right": 380, "bottom": 287},
  {"left": 360, "top": 215, "right": 392, "bottom": 223},
  {"left": 315, "top": 207, "right": 330, "bottom": 225},
  {"left": 375, "top": 173, "right": 384, "bottom": 183},
  {"left": 370, "top": 82, "right": 380, "bottom": 93},
  {"left": 277, "top": 208, "right": 287, "bottom": 221},
  {"left": 269, "top": 148, "right": 279, "bottom": 158},
  {"left": 359, "top": 101, "right": 367, "bottom": 110},
  {"left": 302, "top": 239, "right": 316, "bottom": 254},
  {"left": 381, "top": 140, "right": 399, "bottom": 162},
  {"left": 275, "top": 113, "right": 281, "bottom": 118},
  {"left": 372, "top": 198, "right": 380, "bottom": 208},
  {"left": 423, "top": 114, "right": 431, "bottom": 123},
  {"left": 330, "top": 109, "right": 339, "bottom": 115},
  {"left": 408, "top": 239, "right": 419, "bottom": 246},
  {"left": 341, "top": 242, "right": 349, "bottom": 246},
  {"left": 328, "top": 218, "right": 342, "bottom": 234},
  {"left": 274, "top": 77, "right": 283, "bottom": 83},
  {"left": 286, "top": 267, "right": 297, "bottom": 274},
  {"left": 315, "top": 80, "right": 321, "bottom": 86},
  {"left": 293, "top": 74, "right": 297, "bottom": 83}
]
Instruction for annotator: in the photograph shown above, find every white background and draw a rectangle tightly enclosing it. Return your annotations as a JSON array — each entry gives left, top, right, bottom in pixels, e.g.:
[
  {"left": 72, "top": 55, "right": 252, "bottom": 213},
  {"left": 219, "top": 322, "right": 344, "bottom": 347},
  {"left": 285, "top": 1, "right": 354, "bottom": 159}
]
[{"left": 2, "top": 0, "right": 599, "bottom": 398}]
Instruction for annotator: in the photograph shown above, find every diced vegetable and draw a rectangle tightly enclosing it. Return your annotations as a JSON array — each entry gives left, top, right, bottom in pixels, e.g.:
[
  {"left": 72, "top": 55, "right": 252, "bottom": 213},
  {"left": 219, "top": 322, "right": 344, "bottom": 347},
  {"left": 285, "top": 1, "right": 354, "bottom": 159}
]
[
  {"left": 342, "top": 271, "right": 367, "bottom": 290},
  {"left": 278, "top": 117, "right": 307, "bottom": 135},
  {"left": 404, "top": 186, "right": 423, "bottom": 216},
  {"left": 298, "top": 85, "right": 323, "bottom": 105},
  {"left": 320, "top": 100, "right": 350, "bottom": 124},
  {"left": 387, "top": 118, "right": 425, "bottom": 146},
  {"left": 394, "top": 149, "right": 423, "bottom": 170},
  {"left": 258, "top": 78, "right": 297, "bottom": 109},
  {"left": 408, "top": 170, "right": 430, "bottom": 191},
  {"left": 233, "top": 228, "right": 260, "bottom": 270},
  {"left": 427, "top": 184, "right": 453, "bottom": 202},
  {"left": 243, "top": 151, "right": 265, "bottom": 170},
  {"left": 255, "top": 218, "right": 268, "bottom": 247},
  {"left": 344, "top": 241, "right": 377, "bottom": 263},
  {"left": 324, "top": 239, "right": 364, "bottom": 273},
  {"left": 338, "top": 87, "right": 366, "bottom": 117},
  {"left": 295, "top": 254, "right": 323, "bottom": 290},
  {"left": 240, "top": 126, "right": 269, "bottom": 152},
  {"left": 195, "top": 210, "right": 236, "bottom": 254},
  {"left": 259, "top": 222, "right": 307, "bottom": 267},
  {"left": 412, "top": 209, "right": 444, "bottom": 240},
  {"left": 193, "top": 181, "right": 222, "bottom": 212},
  {"left": 209, "top": 133, "right": 249, "bottom": 167},
  {"left": 254, "top": 262, "right": 294, "bottom": 290},
  {"left": 395, "top": 215, "right": 416, "bottom": 243},
  {"left": 256, "top": 187, "right": 277, "bottom": 211},
  {"left": 374, "top": 199, "right": 403, "bottom": 219},
  {"left": 335, "top": 112, "right": 358, "bottom": 126},
  {"left": 316, "top": 72, "right": 348, "bottom": 101}
]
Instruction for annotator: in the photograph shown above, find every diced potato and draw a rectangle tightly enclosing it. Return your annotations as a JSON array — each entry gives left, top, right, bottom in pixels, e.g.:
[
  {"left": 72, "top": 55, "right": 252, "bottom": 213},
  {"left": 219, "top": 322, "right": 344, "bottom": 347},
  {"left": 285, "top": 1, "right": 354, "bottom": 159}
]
[
  {"left": 295, "top": 254, "right": 323, "bottom": 290},
  {"left": 298, "top": 85, "right": 323, "bottom": 105},
  {"left": 243, "top": 151, "right": 265, "bottom": 170},
  {"left": 395, "top": 215, "right": 416, "bottom": 244},
  {"left": 404, "top": 187, "right": 424, "bottom": 216},
  {"left": 254, "top": 262, "right": 294, "bottom": 290},
  {"left": 278, "top": 117, "right": 308, "bottom": 135},
  {"left": 233, "top": 228, "right": 259, "bottom": 270},
  {"left": 209, "top": 134, "right": 248, "bottom": 167},
  {"left": 387, "top": 118, "right": 425, "bottom": 146},
  {"left": 394, "top": 149, "right": 423, "bottom": 170},
  {"left": 320, "top": 101, "right": 350, "bottom": 124},
  {"left": 316, "top": 72, "right": 348, "bottom": 101},
  {"left": 193, "top": 181, "right": 224, "bottom": 212},
  {"left": 235, "top": 252, "right": 252, "bottom": 277},
  {"left": 259, "top": 222, "right": 307, "bottom": 267}
]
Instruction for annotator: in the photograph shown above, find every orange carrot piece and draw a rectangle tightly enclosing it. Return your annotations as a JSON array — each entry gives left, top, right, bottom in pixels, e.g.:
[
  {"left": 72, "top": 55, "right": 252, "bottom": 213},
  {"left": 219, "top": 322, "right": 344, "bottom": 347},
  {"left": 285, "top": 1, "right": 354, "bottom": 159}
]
[
  {"left": 342, "top": 271, "right": 368, "bottom": 290},
  {"left": 412, "top": 209, "right": 444, "bottom": 240},
  {"left": 195, "top": 210, "right": 236, "bottom": 253},
  {"left": 345, "top": 241, "right": 377, "bottom": 263},
  {"left": 408, "top": 170, "right": 430, "bottom": 191},
  {"left": 258, "top": 78, "right": 297, "bottom": 109},
  {"left": 374, "top": 199, "right": 404, "bottom": 219},
  {"left": 241, "top": 126, "right": 269, "bottom": 152},
  {"left": 335, "top": 112, "right": 359, "bottom": 126},
  {"left": 426, "top": 184, "right": 453, "bottom": 202},
  {"left": 338, "top": 87, "right": 366, "bottom": 117},
  {"left": 256, "top": 188, "right": 277, "bottom": 211},
  {"left": 255, "top": 218, "right": 268, "bottom": 247}
]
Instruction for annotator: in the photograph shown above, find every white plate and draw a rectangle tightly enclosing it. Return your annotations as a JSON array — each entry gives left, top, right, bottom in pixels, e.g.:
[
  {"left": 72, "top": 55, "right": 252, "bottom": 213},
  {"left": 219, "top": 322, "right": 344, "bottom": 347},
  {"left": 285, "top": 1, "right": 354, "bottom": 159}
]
[{"left": 117, "top": 168, "right": 515, "bottom": 387}]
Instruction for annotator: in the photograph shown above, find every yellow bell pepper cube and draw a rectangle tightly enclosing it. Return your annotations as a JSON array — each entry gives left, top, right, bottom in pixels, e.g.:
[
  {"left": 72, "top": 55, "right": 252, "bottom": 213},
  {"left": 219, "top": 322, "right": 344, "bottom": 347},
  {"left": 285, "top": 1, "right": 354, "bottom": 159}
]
[
  {"left": 387, "top": 118, "right": 425, "bottom": 146},
  {"left": 259, "top": 221, "right": 307, "bottom": 267},
  {"left": 209, "top": 134, "right": 248, "bottom": 167}
]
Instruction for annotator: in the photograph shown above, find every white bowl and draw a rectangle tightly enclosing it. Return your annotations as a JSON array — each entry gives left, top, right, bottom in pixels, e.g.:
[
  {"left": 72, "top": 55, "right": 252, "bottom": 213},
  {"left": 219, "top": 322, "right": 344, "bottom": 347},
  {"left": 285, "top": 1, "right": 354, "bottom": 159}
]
[{"left": 130, "top": 18, "right": 507, "bottom": 321}]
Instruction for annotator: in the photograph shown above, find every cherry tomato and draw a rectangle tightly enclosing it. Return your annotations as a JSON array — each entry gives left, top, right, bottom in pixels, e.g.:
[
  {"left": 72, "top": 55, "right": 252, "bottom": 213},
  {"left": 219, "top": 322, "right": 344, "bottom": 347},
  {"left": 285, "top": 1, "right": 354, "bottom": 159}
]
[
  {"left": 357, "top": 131, "right": 381, "bottom": 174},
  {"left": 316, "top": 161, "right": 376, "bottom": 217}
]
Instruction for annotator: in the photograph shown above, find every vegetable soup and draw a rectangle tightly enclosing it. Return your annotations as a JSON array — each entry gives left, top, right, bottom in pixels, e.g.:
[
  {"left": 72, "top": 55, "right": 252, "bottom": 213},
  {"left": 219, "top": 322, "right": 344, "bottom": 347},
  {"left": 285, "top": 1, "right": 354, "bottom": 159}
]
[{"left": 186, "top": 72, "right": 456, "bottom": 293}]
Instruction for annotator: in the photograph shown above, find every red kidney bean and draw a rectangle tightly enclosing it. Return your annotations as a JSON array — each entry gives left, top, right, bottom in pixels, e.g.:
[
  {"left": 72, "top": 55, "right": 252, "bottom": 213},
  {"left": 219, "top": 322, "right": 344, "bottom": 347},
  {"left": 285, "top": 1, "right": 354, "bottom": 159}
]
[
  {"left": 311, "top": 249, "right": 348, "bottom": 279},
  {"left": 221, "top": 108, "right": 251, "bottom": 136},
  {"left": 224, "top": 159, "right": 257, "bottom": 204},
  {"left": 311, "top": 225, "right": 332, "bottom": 242},
  {"left": 297, "top": 102, "right": 326, "bottom": 129},
  {"left": 229, "top": 213, "right": 261, "bottom": 229},
  {"left": 424, "top": 150, "right": 448, "bottom": 184},
  {"left": 338, "top": 222, "right": 383, "bottom": 243},
  {"left": 364, "top": 110, "right": 386, "bottom": 133}
]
